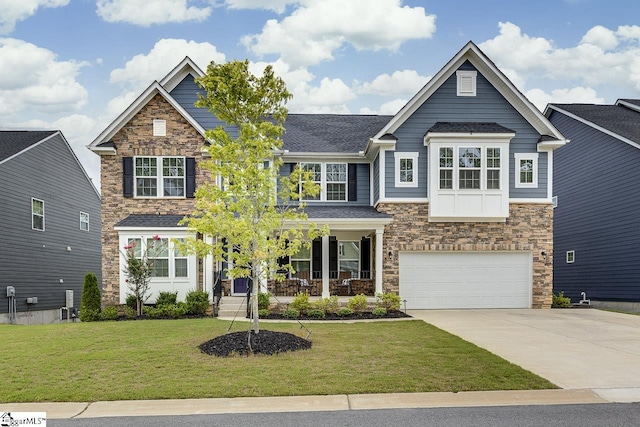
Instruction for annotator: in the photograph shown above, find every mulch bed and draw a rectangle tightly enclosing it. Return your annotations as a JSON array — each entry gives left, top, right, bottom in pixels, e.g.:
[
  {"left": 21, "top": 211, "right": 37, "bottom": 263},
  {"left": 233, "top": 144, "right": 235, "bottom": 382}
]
[
  {"left": 260, "top": 310, "right": 411, "bottom": 321},
  {"left": 199, "top": 330, "right": 312, "bottom": 357}
]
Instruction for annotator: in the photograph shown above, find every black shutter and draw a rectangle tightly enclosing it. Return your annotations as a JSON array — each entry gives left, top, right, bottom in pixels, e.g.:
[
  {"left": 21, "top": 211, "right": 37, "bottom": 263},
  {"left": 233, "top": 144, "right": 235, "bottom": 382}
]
[
  {"left": 289, "top": 163, "right": 296, "bottom": 174},
  {"left": 186, "top": 157, "right": 196, "bottom": 198},
  {"left": 277, "top": 240, "right": 290, "bottom": 274},
  {"left": 329, "top": 236, "right": 338, "bottom": 277},
  {"left": 348, "top": 163, "right": 357, "bottom": 201},
  {"left": 360, "top": 237, "right": 371, "bottom": 279},
  {"left": 123, "top": 157, "right": 133, "bottom": 198},
  {"left": 312, "top": 238, "right": 323, "bottom": 279}
]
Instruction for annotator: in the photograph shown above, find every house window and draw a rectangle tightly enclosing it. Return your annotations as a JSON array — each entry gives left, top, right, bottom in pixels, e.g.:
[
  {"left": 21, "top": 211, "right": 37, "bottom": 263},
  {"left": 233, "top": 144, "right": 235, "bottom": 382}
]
[
  {"left": 291, "top": 246, "right": 311, "bottom": 277},
  {"left": 514, "top": 153, "right": 538, "bottom": 188},
  {"left": 437, "top": 147, "right": 503, "bottom": 191},
  {"left": 439, "top": 147, "right": 453, "bottom": 189},
  {"left": 301, "top": 162, "right": 347, "bottom": 201},
  {"left": 80, "top": 212, "right": 89, "bottom": 231},
  {"left": 153, "top": 119, "right": 166, "bottom": 136},
  {"left": 566, "top": 250, "right": 575, "bottom": 264},
  {"left": 458, "top": 147, "right": 481, "bottom": 189},
  {"left": 31, "top": 198, "right": 44, "bottom": 231},
  {"left": 456, "top": 70, "right": 477, "bottom": 96},
  {"left": 394, "top": 152, "right": 419, "bottom": 187},
  {"left": 135, "top": 156, "right": 185, "bottom": 197},
  {"left": 486, "top": 148, "right": 501, "bottom": 189},
  {"left": 174, "top": 238, "right": 188, "bottom": 278},
  {"left": 126, "top": 236, "right": 186, "bottom": 278},
  {"left": 339, "top": 241, "right": 360, "bottom": 278},
  {"left": 301, "top": 163, "right": 321, "bottom": 201}
]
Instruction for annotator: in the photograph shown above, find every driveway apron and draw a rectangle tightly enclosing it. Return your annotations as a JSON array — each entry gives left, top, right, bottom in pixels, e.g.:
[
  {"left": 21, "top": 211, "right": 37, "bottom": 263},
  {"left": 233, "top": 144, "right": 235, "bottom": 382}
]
[{"left": 408, "top": 309, "right": 640, "bottom": 390}]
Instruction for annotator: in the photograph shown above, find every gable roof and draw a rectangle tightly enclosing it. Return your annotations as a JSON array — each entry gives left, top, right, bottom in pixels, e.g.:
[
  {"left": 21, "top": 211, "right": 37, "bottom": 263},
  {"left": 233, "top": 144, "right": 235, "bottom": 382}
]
[
  {"left": 0, "top": 130, "right": 57, "bottom": 163},
  {"left": 546, "top": 102, "right": 640, "bottom": 149},
  {"left": 373, "top": 41, "right": 566, "bottom": 144}
]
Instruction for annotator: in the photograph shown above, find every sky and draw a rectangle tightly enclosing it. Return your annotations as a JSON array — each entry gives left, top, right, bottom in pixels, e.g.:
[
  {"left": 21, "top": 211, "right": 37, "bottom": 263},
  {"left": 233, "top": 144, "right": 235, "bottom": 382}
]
[{"left": 2, "top": 0, "right": 640, "bottom": 186}]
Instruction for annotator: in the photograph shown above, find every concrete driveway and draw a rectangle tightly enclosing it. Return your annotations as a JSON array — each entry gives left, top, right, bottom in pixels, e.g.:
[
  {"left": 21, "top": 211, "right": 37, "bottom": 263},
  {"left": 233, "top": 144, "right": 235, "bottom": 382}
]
[{"left": 409, "top": 308, "right": 640, "bottom": 401}]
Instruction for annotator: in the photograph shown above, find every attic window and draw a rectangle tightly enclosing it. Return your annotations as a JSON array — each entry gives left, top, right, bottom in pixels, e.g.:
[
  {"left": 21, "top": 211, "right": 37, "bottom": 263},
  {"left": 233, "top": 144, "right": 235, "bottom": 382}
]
[
  {"left": 456, "top": 70, "right": 477, "bottom": 97},
  {"left": 153, "top": 119, "right": 167, "bottom": 137}
]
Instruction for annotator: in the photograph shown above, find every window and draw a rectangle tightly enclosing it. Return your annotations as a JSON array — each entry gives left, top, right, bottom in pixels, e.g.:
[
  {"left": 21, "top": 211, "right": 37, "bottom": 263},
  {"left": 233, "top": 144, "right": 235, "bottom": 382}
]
[
  {"left": 514, "top": 153, "right": 538, "bottom": 188},
  {"left": 126, "top": 236, "right": 187, "bottom": 278},
  {"left": 291, "top": 246, "right": 311, "bottom": 277},
  {"left": 394, "top": 152, "right": 419, "bottom": 187},
  {"left": 486, "top": 148, "right": 501, "bottom": 190},
  {"left": 173, "top": 238, "right": 188, "bottom": 278},
  {"left": 134, "top": 156, "right": 185, "bottom": 197},
  {"left": 153, "top": 119, "right": 166, "bottom": 136},
  {"left": 32, "top": 198, "right": 44, "bottom": 231},
  {"left": 80, "top": 212, "right": 89, "bottom": 231},
  {"left": 437, "top": 147, "right": 503, "bottom": 191},
  {"left": 339, "top": 241, "right": 360, "bottom": 278},
  {"left": 456, "top": 70, "right": 477, "bottom": 96},
  {"left": 300, "top": 162, "right": 347, "bottom": 201},
  {"left": 566, "top": 250, "right": 575, "bottom": 264},
  {"left": 439, "top": 147, "right": 453, "bottom": 189},
  {"left": 458, "top": 147, "right": 481, "bottom": 189}
]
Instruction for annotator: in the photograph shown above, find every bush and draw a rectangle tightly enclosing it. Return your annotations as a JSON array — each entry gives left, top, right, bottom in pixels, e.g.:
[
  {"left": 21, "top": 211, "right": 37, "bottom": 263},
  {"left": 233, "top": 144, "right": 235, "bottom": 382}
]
[
  {"left": 258, "top": 292, "right": 271, "bottom": 311},
  {"left": 156, "top": 291, "right": 178, "bottom": 307},
  {"left": 337, "top": 307, "right": 354, "bottom": 317},
  {"left": 375, "top": 292, "right": 401, "bottom": 311},
  {"left": 312, "top": 295, "right": 340, "bottom": 314},
  {"left": 306, "top": 308, "right": 325, "bottom": 319},
  {"left": 125, "top": 294, "right": 137, "bottom": 310},
  {"left": 552, "top": 291, "right": 571, "bottom": 308},
  {"left": 101, "top": 306, "right": 119, "bottom": 321},
  {"left": 142, "top": 305, "right": 161, "bottom": 319},
  {"left": 80, "top": 272, "right": 101, "bottom": 322},
  {"left": 282, "top": 308, "right": 300, "bottom": 319},
  {"left": 347, "top": 294, "right": 368, "bottom": 313},
  {"left": 123, "top": 305, "right": 137, "bottom": 319},
  {"left": 185, "top": 289, "right": 210, "bottom": 316},
  {"left": 258, "top": 308, "right": 270, "bottom": 318},
  {"left": 372, "top": 307, "right": 387, "bottom": 317},
  {"left": 290, "top": 292, "right": 312, "bottom": 313}
]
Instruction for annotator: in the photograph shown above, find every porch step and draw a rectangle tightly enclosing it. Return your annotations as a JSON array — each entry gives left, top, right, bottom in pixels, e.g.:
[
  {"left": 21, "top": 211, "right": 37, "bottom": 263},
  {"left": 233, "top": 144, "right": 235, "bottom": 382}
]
[{"left": 216, "top": 296, "right": 249, "bottom": 318}]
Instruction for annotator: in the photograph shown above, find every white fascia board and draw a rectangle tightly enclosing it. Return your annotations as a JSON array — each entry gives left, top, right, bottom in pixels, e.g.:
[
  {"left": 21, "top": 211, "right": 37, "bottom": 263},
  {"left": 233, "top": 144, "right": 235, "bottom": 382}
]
[
  {"left": 537, "top": 140, "right": 568, "bottom": 152},
  {"left": 509, "top": 198, "right": 554, "bottom": 204},
  {"left": 159, "top": 56, "right": 205, "bottom": 91},
  {"left": 376, "top": 198, "right": 429, "bottom": 204},
  {"left": 616, "top": 99, "right": 640, "bottom": 113}
]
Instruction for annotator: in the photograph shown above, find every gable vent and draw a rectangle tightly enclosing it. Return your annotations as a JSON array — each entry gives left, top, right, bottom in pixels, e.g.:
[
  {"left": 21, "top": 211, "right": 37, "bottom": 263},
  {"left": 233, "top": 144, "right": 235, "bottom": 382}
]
[
  {"left": 456, "top": 70, "right": 477, "bottom": 97},
  {"left": 153, "top": 119, "right": 167, "bottom": 136}
]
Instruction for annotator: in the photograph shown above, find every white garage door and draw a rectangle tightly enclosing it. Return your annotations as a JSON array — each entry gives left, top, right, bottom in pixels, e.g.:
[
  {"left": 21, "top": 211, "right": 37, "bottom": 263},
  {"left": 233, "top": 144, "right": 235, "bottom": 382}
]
[{"left": 399, "top": 252, "right": 532, "bottom": 309}]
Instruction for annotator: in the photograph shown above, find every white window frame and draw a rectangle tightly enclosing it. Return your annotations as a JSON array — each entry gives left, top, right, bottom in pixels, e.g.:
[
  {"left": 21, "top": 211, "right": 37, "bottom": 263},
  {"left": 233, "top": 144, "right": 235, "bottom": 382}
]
[
  {"left": 80, "top": 212, "right": 89, "bottom": 231},
  {"left": 394, "top": 152, "right": 419, "bottom": 188},
  {"left": 566, "top": 250, "right": 575, "bottom": 264},
  {"left": 134, "top": 156, "right": 186, "bottom": 198},
  {"left": 456, "top": 70, "right": 477, "bottom": 97},
  {"left": 31, "top": 198, "right": 44, "bottom": 231},
  {"left": 300, "top": 162, "right": 348, "bottom": 202},
  {"left": 514, "top": 153, "right": 539, "bottom": 188},
  {"left": 153, "top": 119, "right": 166, "bottom": 137},
  {"left": 290, "top": 245, "right": 311, "bottom": 278},
  {"left": 339, "top": 240, "right": 360, "bottom": 278}
]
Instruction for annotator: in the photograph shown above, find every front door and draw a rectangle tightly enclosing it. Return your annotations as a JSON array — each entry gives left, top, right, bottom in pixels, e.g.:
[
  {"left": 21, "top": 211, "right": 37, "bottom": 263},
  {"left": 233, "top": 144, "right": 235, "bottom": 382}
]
[{"left": 233, "top": 277, "right": 249, "bottom": 295}]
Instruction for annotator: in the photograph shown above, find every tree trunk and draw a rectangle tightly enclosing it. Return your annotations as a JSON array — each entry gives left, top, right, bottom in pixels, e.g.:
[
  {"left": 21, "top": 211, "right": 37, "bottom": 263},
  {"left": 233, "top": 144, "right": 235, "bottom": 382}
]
[{"left": 252, "top": 270, "right": 260, "bottom": 333}]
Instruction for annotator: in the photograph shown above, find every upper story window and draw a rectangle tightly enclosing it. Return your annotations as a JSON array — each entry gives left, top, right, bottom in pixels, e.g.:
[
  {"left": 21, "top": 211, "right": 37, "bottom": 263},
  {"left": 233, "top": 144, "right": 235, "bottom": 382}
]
[
  {"left": 394, "top": 152, "right": 419, "bottom": 188},
  {"left": 301, "top": 162, "right": 347, "bottom": 202},
  {"left": 456, "top": 70, "right": 477, "bottom": 96},
  {"left": 135, "top": 156, "right": 185, "bottom": 198},
  {"left": 514, "top": 153, "right": 538, "bottom": 188},
  {"left": 31, "top": 198, "right": 44, "bottom": 231},
  {"left": 80, "top": 212, "right": 89, "bottom": 231},
  {"left": 438, "top": 147, "right": 502, "bottom": 191}
]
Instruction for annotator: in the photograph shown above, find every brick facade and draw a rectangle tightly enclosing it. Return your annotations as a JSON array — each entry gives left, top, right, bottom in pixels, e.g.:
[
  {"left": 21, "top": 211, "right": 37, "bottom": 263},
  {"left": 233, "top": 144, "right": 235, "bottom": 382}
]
[
  {"left": 100, "top": 94, "right": 210, "bottom": 305},
  {"left": 376, "top": 203, "right": 554, "bottom": 308}
]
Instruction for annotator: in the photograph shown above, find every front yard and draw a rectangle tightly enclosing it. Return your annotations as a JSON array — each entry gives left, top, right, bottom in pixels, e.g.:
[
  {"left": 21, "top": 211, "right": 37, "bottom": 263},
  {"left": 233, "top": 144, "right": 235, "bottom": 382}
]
[{"left": 0, "top": 318, "right": 556, "bottom": 402}]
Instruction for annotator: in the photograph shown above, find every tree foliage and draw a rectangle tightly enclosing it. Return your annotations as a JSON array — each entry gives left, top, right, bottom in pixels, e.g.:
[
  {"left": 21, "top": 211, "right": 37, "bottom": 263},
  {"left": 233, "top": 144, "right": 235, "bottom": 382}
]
[
  {"left": 80, "top": 272, "right": 101, "bottom": 322},
  {"left": 181, "top": 60, "right": 327, "bottom": 333}
]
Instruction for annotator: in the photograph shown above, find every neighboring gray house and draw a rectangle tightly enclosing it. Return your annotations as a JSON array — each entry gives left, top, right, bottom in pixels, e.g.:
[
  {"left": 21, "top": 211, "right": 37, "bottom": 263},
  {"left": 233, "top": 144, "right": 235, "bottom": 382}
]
[
  {"left": 546, "top": 100, "right": 640, "bottom": 310},
  {"left": 0, "top": 131, "right": 101, "bottom": 324},
  {"left": 89, "top": 41, "right": 566, "bottom": 309}
]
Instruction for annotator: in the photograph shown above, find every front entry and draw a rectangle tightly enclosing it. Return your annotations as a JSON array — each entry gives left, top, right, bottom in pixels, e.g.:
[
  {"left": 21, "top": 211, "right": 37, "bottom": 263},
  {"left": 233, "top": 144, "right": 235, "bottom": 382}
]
[{"left": 233, "top": 277, "right": 249, "bottom": 295}]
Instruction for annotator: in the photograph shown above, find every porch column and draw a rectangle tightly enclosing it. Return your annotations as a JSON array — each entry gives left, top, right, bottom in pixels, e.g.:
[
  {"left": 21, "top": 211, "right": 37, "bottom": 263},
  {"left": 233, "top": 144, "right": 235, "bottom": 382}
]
[
  {"left": 375, "top": 228, "right": 384, "bottom": 294},
  {"left": 204, "top": 235, "right": 214, "bottom": 300},
  {"left": 322, "top": 234, "right": 330, "bottom": 297}
]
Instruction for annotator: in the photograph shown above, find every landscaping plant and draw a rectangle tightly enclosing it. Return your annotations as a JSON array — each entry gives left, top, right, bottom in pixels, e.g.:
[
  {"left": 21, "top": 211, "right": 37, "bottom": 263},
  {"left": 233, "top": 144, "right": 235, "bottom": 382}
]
[{"left": 79, "top": 272, "right": 101, "bottom": 322}]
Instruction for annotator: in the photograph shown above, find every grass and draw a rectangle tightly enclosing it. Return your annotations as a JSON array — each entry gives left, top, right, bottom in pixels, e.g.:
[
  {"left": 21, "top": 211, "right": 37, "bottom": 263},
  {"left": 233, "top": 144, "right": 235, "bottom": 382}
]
[{"left": 0, "top": 318, "right": 556, "bottom": 403}]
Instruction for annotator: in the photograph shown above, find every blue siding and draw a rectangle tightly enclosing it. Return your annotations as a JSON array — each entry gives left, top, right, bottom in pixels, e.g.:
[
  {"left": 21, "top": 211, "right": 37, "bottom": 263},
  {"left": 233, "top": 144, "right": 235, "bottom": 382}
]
[
  {"left": 387, "top": 62, "right": 546, "bottom": 199},
  {"left": 0, "top": 134, "right": 102, "bottom": 314},
  {"left": 550, "top": 110, "right": 640, "bottom": 302},
  {"left": 373, "top": 154, "right": 380, "bottom": 204}
]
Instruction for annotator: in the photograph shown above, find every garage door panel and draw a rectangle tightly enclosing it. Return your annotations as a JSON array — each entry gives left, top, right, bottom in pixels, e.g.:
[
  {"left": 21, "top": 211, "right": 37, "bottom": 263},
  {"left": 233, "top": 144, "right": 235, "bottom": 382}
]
[{"left": 399, "top": 252, "right": 532, "bottom": 309}]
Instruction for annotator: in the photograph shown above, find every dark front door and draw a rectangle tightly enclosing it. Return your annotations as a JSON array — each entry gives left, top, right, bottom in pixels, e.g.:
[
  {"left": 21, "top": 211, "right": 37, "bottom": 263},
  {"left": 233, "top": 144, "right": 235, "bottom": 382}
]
[{"left": 233, "top": 277, "right": 248, "bottom": 294}]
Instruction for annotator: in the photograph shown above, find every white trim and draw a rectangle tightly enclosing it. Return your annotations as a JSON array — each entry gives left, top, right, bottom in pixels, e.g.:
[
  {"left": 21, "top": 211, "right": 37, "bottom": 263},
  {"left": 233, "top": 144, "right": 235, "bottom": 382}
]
[
  {"left": 133, "top": 156, "right": 186, "bottom": 198},
  {"left": 552, "top": 196, "right": 558, "bottom": 208},
  {"left": 376, "top": 197, "right": 429, "bottom": 205},
  {"left": 31, "top": 197, "right": 45, "bottom": 231},
  {"left": 456, "top": 70, "right": 477, "bottom": 96},
  {"left": 80, "top": 211, "right": 90, "bottom": 231},
  {"left": 509, "top": 198, "right": 553, "bottom": 204},
  {"left": 379, "top": 149, "right": 387, "bottom": 200},
  {"left": 547, "top": 150, "right": 554, "bottom": 201},
  {"left": 566, "top": 250, "right": 575, "bottom": 264},
  {"left": 375, "top": 229, "right": 384, "bottom": 294},
  {"left": 159, "top": 56, "right": 205, "bottom": 91},
  {"left": 394, "top": 152, "right": 419, "bottom": 188},
  {"left": 514, "top": 153, "right": 539, "bottom": 188}
]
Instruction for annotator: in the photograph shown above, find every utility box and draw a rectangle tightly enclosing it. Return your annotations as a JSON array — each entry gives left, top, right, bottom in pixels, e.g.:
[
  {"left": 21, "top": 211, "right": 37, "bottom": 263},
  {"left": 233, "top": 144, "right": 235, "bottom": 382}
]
[
  {"left": 6, "top": 286, "right": 15, "bottom": 297},
  {"left": 26, "top": 297, "right": 38, "bottom": 304},
  {"left": 65, "top": 290, "right": 74, "bottom": 308}
]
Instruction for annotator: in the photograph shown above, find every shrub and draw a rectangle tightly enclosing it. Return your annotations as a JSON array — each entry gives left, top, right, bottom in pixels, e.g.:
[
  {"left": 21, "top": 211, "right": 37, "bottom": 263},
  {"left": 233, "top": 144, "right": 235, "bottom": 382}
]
[
  {"left": 185, "top": 289, "right": 210, "bottom": 316},
  {"left": 80, "top": 272, "right": 101, "bottom": 322},
  {"left": 313, "top": 295, "right": 340, "bottom": 314},
  {"left": 375, "top": 292, "right": 401, "bottom": 311},
  {"left": 123, "top": 305, "right": 137, "bottom": 319},
  {"left": 142, "top": 305, "right": 161, "bottom": 319},
  {"left": 290, "top": 292, "right": 312, "bottom": 313},
  {"left": 258, "top": 292, "right": 271, "bottom": 311},
  {"left": 552, "top": 291, "right": 571, "bottom": 308},
  {"left": 372, "top": 307, "right": 387, "bottom": 317},
  {"left": 337, "top": 307, "right": 354, "bottom": 317},
  {"left": 101, "top": 306, "right": 119, "bottom": 321},
  {"left": 125, "top": 294, "right": 137, "bottom": 310},
  {"left": 347, "top": 294, "right": 368, "bottom": 313},
  {"left": 167, "top": 303, "right": 188, "bottom": 319},
  {"left": 258, "top": 308, "right": 270, "bottom": 318},
  {"left": 306, "top": 308, "right": 325, "bottom": 319},
  {"left": 156, "top": 291, "right": 178, "bottom": 307},
  {"left": 282, "top": 308, "right": 300, "bottom": 319}
]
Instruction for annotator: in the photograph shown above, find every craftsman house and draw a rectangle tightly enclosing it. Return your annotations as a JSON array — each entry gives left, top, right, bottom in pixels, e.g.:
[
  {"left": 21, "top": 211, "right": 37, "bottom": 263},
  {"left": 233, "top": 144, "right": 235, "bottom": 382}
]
[{"left": 89, "top": 41, "right": 566, "bottom": 309}]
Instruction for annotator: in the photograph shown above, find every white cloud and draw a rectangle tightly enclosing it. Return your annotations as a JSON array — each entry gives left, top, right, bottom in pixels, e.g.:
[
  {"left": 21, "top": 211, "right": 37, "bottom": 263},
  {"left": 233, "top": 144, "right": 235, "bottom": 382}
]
[
  {"left": 359, "top": 98, "right": 406, "bottom": 115},
  {"left": 225, "top": 0, "right": 295, "bottom": 13},
  {"left": 288, "top": 76, "right": 356, "bottom": 113},
  {"left": 242, "top": 0, "right": 436, "bottom": 66},
  {"left": 526, "top": 87, "right": 605, "bottom": 111},
  {"left": 581, "top": 25, "right": 619, "bottom": 50},
  {"left": 0, "top": 38, "right": 88, "bottom": 115},
  {"left": 96, "top": 0, "right": 212, "bottom": 26},
  {"left": 357, "top": 70, "right": 431, "bottom": 97},
  {"left": 0, "top": 0, "right": 68, "bottom": 34}
]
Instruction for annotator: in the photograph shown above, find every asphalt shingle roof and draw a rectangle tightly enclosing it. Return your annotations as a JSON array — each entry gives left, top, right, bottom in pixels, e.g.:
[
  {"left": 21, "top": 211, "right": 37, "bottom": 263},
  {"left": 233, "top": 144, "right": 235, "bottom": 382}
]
[
  {"left": 282, "top": 114, "right": 392, "bottom": 153},
  {"left": 551, "top": 103, "right": 640, "bottom": 144},
  {"left": 428, "top": 122, "right": 515, "bottom": 134},
  {"left": 0, "top": 131, "right": 57, "bottom": 162},
  {"left": 304, "top": 206, "right": 391, "bottom": 219},
  {"left": 115, "top": 214, "right": 187, "bottom": 228}
]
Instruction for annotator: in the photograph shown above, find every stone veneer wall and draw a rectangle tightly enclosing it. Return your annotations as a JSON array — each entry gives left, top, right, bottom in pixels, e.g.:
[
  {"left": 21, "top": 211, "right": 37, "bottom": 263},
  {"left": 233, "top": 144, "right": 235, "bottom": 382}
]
[
  {"left": 376, "top": 203, "right": 554, "bottom": 309},
  {"left": 100, "top": 94, "right": 210, "bottom": 305}
]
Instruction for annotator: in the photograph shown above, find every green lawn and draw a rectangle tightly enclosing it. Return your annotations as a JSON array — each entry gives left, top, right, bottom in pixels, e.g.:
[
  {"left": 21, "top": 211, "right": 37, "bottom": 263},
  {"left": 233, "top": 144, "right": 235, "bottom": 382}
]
[{"left": 0, "top": 318, "right": 556, "bottom": 402}]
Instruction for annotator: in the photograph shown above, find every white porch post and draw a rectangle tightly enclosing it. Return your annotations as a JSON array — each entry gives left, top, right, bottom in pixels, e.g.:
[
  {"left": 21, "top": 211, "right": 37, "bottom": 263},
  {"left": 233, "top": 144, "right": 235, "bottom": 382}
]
[
  {"left": 375, "top": 228, "right": 384, "bottom": 294},
  {"left": 204, "top": 235, "right": 214, "bottom": 301},
  {"left": 322, "top": 234, "right": 330, "bottom": 297}
]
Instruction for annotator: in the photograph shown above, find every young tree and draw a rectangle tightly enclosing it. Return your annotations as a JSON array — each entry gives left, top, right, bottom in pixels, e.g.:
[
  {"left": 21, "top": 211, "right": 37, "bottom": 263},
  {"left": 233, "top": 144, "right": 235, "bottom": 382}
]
[
  {"left": 122, "top": 236, "right": 163, "bottom": 316},
  {"left": 182, "top": 60, "right": 326, "bottom": 333},
  {"left": 80, "top": 272, "right": 101, "bottom": 322}
]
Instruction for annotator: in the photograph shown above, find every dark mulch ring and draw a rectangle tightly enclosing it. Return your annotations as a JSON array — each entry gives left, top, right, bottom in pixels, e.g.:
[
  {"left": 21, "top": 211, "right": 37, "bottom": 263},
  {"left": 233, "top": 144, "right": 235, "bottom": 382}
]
[
  {"left": 259, "top": 310, "right": 411, "bottom": 321},
  {"left": 199, "top": 330, "right": 312, "bottom": 357}
]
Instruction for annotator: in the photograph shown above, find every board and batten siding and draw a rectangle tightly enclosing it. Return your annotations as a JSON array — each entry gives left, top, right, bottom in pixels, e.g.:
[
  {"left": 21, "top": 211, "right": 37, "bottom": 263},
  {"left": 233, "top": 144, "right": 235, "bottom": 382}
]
[
  {"left": 0, "top": 134, "right": 101, "bottom": 314},
  {"left": 550, "top": 110, "right": 640, "bottom": 302},
  {"left": 385, "top": 61, "right": 547, "bottom": 200}
]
